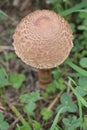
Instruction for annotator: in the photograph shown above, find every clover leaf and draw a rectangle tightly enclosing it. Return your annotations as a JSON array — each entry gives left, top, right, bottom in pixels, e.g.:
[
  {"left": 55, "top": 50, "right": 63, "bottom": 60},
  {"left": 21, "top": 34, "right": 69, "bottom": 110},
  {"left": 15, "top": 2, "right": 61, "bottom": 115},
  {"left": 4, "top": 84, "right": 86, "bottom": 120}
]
[
  {"left": 57, "top": 93, "right": 77, "bottom": 113},
  {"left": 0, "top": 113, "right": 9, "bottom": 130}
]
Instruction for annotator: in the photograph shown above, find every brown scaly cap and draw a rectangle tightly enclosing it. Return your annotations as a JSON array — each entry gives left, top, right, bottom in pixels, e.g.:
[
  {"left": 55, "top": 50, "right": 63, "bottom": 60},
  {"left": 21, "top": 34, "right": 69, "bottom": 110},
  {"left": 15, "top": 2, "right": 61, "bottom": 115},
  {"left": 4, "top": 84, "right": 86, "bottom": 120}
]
[{"left": 13, "top": 10, "right": 73, "bottom": 69}]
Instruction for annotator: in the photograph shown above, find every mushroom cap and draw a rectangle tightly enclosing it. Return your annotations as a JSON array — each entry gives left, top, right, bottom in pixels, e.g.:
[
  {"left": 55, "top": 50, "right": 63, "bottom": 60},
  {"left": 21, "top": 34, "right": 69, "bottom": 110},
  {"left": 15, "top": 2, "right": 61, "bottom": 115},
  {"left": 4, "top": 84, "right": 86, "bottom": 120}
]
[{"left": 13, "top": 10, "right": 73, "bottom": 69}]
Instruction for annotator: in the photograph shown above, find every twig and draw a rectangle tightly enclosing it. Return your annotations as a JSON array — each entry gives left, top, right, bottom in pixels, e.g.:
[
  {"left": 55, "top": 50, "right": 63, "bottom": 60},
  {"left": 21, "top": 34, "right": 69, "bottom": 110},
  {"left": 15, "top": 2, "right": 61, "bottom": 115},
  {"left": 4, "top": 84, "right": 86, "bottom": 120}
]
[
  {"left": 8, "top": 118, "right": 19, "bottom": 130},
  {"left": 0, "top": 46, "right": 14, "bottom": 51},
  {"left": 0, "top": 103, "right": 5, "bottom": 113},
  {"left": 20, "top": 0, "right": 31, "bottom": 11},
  {"left": 66, "top": 79, "right": 71, "bottom": 93},
  {"left": 47, "top": 90, "right": 64, "bottom": 111},
  {"left": 9, "top": 104, "right": 27, "bottom": 125},
  {"left": 13, "top": 0, "right": 20, "bottom": 7}
]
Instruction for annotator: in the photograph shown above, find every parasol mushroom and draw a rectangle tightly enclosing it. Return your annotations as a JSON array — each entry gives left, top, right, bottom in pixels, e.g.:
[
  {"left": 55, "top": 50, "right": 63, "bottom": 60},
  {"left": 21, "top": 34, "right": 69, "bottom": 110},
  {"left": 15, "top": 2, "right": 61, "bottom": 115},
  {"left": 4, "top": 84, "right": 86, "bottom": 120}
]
[{"left": 13, "top": 10, "right": 73, "bottom": 87}]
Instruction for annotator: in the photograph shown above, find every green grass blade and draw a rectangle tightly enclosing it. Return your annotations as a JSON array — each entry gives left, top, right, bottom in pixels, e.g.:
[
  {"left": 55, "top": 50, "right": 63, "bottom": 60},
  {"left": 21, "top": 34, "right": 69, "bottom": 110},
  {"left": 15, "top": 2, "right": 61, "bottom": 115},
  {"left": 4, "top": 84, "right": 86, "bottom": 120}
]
[
  {"left": 69, "top": 77, "right": 87, "bottom": 108},
  {"left": 61, "top": 0, "right": 87, "bottom": 16},
  {"left": 76, "top": 9, "right": 87, "bottom": 12},
  {"left": 0, "top": 9, "right": 16, "bottom": 22},
  {"left": 50, "top": 107, "right": 66, "bottom": 130},
  {"left": 78, "top": 99, "right": 83, "bottom": 130},
  {"left": 69, "top": 84, "right": 87, "bottom": 108},
  {"left": 66, "top": 61, "right": 87, "bottom": 76},
  {"left": 0, "top": 9, "right": 8, "bottom": 17}
]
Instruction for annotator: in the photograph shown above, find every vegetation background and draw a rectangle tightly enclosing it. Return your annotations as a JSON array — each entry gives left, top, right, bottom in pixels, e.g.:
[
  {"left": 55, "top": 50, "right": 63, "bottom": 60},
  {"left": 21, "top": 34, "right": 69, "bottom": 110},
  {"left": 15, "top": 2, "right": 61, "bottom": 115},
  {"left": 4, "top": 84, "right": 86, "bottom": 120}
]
[{"left": 0, "top": 0, "right": 87, "bottom": 130}]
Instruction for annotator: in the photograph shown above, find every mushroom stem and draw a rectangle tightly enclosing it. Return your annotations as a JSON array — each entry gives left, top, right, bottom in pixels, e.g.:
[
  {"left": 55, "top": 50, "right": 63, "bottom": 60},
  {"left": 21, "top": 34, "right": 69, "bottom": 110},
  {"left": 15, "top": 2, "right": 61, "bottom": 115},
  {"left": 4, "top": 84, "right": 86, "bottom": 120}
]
[{"left": 38, "top": 69, "right": 52, "bottom": 86}]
